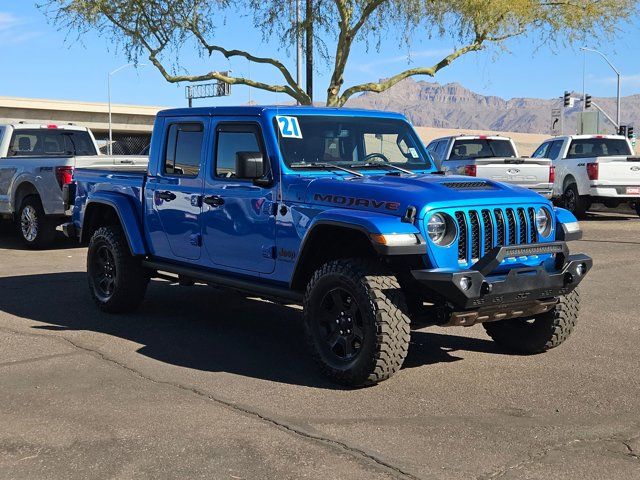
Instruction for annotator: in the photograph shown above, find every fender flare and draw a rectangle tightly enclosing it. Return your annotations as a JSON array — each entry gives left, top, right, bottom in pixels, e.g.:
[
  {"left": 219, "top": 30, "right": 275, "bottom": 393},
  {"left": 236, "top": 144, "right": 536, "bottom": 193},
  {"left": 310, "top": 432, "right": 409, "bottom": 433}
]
[
  {"left": 289, "top": 210, "right": 425, "bottom": 289},
  {"left": 11, "top": 176, "right": 43, "bottom": 213},
  {"left": 81, "top": 192, "right": 148, "bottom": 256}
]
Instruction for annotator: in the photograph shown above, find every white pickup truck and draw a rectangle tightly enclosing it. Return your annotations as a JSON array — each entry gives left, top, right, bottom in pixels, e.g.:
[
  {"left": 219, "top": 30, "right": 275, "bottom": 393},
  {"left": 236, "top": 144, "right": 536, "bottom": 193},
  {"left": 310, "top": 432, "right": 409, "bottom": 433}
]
[
  {"left": 425, "top": 135, "right": 554, "bottom": 198},
  {"left": 0, "top": 123, "right": 147, "bottom": 247},
  {"left": 532, "top": 134, "right": 640, "bottom": 218}
]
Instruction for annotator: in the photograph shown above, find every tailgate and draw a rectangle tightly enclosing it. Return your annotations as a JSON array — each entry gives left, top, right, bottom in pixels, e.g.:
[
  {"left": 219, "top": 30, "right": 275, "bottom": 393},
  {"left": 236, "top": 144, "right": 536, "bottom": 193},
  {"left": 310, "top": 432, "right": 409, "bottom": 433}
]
[
  {"left": 474, "top": 158, "right": 552, "bottom": 188},
  {"left": 595, "top": 156, "right": 640, "bottom": 187}
]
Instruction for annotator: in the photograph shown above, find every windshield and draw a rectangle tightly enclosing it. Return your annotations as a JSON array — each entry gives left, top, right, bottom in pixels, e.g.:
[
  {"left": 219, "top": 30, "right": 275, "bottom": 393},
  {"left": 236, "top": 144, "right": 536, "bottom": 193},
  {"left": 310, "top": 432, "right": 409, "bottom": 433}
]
[
  {"left": 449, "top": 138, "right": 516, "bottom": 160},
  {"left": 276, "top": 116, "right": 432, "bottom": 171},
  {"left": 566, "top": 138, "right": 631, "bottom": 158},
  {"left": 8, "top": 129, "right": 97, "bottom": 157}
]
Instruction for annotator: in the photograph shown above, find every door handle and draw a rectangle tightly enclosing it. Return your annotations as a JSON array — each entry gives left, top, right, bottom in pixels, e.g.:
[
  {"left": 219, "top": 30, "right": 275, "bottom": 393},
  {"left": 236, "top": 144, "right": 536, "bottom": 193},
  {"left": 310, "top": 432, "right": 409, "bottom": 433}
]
[
  {"left": 156, "top": 191, "right": 176, "bottom": 201},
  {"left": 203, "top": 195, "right": 225, "bottom": 207}
]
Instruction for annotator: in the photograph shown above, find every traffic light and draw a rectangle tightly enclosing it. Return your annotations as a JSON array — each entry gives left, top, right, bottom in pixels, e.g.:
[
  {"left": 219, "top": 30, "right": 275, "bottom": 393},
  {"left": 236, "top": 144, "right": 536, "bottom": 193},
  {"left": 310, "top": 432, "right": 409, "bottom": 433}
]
[
  {"left": 563, "top": 91, "right": 571, "bottom": 107},
  {"left": 584, "top": 94, "right": 592, "bottom": 109},
  {"left": 628, "top": 126, "right": 634, "bottom": 139},
  {"left": 619, "top": 125, "right": 628, "bottom": 136}
]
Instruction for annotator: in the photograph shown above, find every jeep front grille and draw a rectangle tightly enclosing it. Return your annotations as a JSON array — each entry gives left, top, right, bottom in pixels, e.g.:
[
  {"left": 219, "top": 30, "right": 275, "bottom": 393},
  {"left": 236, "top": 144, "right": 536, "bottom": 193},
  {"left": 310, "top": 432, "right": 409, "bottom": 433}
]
[{"left": 455, "top": 207, "right": 540, "bottom": 264}]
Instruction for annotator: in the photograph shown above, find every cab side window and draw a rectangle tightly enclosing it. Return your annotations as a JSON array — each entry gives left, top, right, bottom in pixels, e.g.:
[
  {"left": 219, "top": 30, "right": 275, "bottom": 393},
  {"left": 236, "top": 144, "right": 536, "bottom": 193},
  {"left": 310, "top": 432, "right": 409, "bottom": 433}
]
[
  {"left": 547, "top": 140, "right": 564, "bottom": 160},
  {"left": 215, "top": 125, "right": 263, "bottom": 178},
  {"left": 435, "top": 140, "right": 449, "bottom": 161},
  {"left": 532, "top": 142, "right": 550, "bottom": 159},
  {"left": 164, "top": 123, "right": 204, "bottom": 176}
]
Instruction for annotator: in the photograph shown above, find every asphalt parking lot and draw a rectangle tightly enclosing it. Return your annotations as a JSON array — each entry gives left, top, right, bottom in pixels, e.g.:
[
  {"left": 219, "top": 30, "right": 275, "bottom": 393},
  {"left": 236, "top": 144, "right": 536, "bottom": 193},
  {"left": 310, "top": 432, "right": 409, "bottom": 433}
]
[{"left": 0, "top": 212, "right": 639, "bottom": 480}]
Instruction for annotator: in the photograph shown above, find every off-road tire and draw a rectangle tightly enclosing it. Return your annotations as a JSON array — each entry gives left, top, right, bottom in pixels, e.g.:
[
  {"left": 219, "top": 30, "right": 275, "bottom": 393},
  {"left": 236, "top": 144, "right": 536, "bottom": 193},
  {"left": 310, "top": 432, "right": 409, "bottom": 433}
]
[
  {"left": 303, "top": 259, "right": 411, "bottom": 387},
  {"left": 87, "top": 225, "right": 149, "bottom": 313},
  {"left": 16, "top": 195, "right": 56, "bottom": 249},
  {"left": 563, "top": 183, "right": 588, "bottom": 219},
  {"left": 483, "top": 289, "right": 580, "bottom": 354}
]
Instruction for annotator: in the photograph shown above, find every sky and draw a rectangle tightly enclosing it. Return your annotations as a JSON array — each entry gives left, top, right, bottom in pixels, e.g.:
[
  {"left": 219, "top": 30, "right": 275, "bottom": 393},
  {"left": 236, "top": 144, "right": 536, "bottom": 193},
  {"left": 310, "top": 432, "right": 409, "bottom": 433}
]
[{"left": 1, "top": 1, "right": 639, "bottom": 109}]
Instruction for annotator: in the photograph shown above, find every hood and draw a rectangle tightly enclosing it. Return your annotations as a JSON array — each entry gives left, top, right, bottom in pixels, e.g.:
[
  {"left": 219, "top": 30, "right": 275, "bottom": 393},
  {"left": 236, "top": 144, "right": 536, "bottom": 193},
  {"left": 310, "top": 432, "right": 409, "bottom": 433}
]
[{"left": 287, "top": 173, "right": 550, "bottom": 218}]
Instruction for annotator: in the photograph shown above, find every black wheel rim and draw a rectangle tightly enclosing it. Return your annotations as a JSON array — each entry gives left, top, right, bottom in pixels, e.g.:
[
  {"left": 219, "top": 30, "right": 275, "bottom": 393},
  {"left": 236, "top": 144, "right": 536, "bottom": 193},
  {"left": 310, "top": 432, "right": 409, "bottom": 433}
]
[
  {"left": 565, "top": 189, "right": 576, "bottom": 211},
  {"left": 317, "top": 288, "right": 365, "bottom": 361},
  {"left": 91, "top": 245, "right": 116, "bottom": 300}
]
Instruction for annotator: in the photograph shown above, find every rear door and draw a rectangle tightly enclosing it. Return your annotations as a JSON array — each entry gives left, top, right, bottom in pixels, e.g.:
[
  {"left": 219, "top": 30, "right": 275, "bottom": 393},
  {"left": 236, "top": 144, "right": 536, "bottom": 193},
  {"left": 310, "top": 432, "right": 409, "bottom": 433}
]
[
  {"left": 145, "top": 118, "right": 208, "bottom": 261},
  {"left": 201, "top": 120, "right": 277, "bottom": 274}
]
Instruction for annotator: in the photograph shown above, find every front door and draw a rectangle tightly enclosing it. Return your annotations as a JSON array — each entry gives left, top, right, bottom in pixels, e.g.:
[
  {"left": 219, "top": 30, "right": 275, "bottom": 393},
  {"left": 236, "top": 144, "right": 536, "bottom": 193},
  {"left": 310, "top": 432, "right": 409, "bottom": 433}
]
[
  {"left": 145, "top": 119, "right": 207, "bottom": 261},
  {"left": 201, "top": 121, "right": 276, "bottom": 274}
]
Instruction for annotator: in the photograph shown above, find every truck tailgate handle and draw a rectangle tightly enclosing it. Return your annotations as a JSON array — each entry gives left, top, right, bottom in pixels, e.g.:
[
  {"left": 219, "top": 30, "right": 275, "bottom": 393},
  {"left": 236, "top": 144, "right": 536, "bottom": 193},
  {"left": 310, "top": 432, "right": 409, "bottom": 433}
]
[
  {"left": 156, "top": 191, "right": 177, "bottom": 201},
  {"left": 203, "top": 195, "right": 225, "bottom": 207}
]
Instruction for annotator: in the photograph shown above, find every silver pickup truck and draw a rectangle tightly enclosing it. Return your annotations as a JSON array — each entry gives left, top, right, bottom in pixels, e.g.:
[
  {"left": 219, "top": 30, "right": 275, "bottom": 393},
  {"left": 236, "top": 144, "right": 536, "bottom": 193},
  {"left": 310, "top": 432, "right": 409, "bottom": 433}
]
[
  {"left": 426, "top": 135, "right": 554, "bottom": 198},
  {"left": 0, "top": 123, "right": 147, "bottom": 247}
]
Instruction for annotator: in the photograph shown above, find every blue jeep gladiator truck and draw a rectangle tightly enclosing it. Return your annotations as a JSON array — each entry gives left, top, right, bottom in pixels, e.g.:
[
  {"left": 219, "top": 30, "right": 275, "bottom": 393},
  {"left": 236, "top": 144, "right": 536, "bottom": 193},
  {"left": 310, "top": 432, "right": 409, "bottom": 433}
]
[{"left": 63, "top": 106, "right": 592, "bottom": 386}]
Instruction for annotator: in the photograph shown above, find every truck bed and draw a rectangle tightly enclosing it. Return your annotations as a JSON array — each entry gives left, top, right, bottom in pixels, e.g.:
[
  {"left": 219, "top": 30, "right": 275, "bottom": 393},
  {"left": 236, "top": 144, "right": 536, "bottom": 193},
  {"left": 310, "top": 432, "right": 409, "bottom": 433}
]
[{"left": 73, "top": 167, "right": 147, "bottom": 210}]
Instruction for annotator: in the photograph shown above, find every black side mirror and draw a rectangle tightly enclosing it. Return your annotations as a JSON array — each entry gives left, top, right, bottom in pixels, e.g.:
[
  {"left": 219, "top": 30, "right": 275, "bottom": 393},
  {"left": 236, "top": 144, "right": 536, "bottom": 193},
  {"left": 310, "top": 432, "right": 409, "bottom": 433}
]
[
  {"left": 236, "top": 151, "right": 273, "bottom": 187},
  {"left": 236, "top": 151, "right": 264, "bottom": 179}
]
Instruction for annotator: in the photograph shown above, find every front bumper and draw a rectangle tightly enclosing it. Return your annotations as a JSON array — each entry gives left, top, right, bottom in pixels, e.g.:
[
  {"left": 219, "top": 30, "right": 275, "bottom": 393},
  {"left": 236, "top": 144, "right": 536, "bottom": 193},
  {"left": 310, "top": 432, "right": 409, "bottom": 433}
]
[{"left": 411, "top": 242, "right": 592, "bottom": 309}]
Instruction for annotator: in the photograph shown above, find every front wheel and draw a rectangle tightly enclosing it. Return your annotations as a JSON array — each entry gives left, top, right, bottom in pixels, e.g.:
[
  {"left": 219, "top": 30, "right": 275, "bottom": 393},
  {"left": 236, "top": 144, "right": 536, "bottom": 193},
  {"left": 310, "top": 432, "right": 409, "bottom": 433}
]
[
  {"left": 303, "top": 259, "right": 411, "bottom": 387},
  {"left": 483, "top": 289, "right": 580, "bottom": 354},
  {"left": 16, "top": 195, "right": 56, "bottom": 249},
  {"left": 87, "top": 225, "right": 149, "bottom": 313}
]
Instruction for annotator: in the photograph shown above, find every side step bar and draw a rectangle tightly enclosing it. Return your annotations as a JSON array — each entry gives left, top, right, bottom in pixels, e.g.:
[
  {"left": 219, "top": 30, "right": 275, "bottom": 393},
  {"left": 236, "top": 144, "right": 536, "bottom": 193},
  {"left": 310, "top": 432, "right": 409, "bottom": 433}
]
[{"left": 142, "top": 259, "right": 302, "bottom": 304}]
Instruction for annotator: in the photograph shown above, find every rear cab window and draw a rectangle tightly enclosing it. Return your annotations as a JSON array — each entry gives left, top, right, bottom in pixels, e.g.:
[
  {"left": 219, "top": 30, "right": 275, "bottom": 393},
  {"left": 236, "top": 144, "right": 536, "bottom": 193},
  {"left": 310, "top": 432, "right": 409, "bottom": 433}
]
[
  {"left": 8, "top": 128, "right": 97, "bottom": 157},
  {"left": 566, "top": 138, "right": 632, "bottom": 158},
  {"left": 449, "top": 138, "right": 516, "bottom": 160}
]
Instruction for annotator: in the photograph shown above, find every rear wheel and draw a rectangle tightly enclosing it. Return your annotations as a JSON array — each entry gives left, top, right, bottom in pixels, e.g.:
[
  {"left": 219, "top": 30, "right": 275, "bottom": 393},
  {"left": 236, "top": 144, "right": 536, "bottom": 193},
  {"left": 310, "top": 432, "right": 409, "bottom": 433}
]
[
  {"left": 483, "top": 289, "right": 580, "bottom": 354},
  {"left": 16, "top": 195, "right": 56, "bottom": 249},
  {"left": 563, "top": 183, "right": 588, "bottom": 219},
  {"left": 303, "top": 259, "right": 411, "bottom": 387},
  {"left": 87, "top": 225, "right": 149, "bottom": 313}
]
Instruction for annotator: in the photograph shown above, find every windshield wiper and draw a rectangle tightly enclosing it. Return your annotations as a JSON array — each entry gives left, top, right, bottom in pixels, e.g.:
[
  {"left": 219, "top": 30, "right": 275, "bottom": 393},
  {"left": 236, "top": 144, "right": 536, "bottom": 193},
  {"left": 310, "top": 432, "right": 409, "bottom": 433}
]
[
  {"left": 351, "top": 161, "right": 414, "bottom": 175},
  {"left": 290, "top": 162, "right": 364, "bottom": 177}
]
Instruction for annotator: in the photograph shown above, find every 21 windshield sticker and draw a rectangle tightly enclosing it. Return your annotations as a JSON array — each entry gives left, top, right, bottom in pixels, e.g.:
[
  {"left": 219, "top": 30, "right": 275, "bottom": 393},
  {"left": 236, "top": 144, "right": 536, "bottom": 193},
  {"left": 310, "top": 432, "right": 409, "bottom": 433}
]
[{"left": 276, "top": 116, "right": 303, "bottom": 139}]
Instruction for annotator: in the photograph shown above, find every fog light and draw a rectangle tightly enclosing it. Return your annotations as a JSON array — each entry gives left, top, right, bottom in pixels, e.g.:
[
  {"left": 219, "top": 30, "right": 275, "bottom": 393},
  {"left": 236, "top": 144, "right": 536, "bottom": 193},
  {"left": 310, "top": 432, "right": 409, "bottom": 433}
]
[
  {"left": 459, "top": 276, "right": 472, "bottom": 291},
  {"left": 576, "top": 263, "right": 586, "bottom": 276}
]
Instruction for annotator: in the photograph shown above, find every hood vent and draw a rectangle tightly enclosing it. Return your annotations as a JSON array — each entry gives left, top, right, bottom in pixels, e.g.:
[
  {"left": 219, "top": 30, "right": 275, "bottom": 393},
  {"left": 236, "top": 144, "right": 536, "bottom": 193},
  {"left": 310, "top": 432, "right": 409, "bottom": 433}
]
[{"left": 442, "top": 181, "right": 495, "bottom": 190}]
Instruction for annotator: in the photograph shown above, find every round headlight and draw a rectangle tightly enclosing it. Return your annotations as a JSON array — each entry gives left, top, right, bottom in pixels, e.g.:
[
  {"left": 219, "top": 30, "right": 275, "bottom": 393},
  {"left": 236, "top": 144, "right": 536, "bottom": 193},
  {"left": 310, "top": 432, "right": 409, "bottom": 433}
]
[
  {"left": 428, "top": 213, "right": 455, "bottom": 246},
  {"left": 535, "top": 208, "right": 552, "bottom": 237}
]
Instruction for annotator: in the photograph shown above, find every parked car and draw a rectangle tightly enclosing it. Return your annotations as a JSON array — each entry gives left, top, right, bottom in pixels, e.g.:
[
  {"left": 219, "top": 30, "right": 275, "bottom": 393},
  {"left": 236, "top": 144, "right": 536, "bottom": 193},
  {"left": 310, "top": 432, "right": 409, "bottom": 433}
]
[
  {"left": 426, "top": 135, "right": 554, "bottom": 198},
  {"left": 532, "top": 134, "right": 640, "bottom": 218},
  {"left": 0, "top": 123, "right": 148, "bottom": 247},
  {"left": 64, "top": 106, "right": 591, "bottom": 386}
]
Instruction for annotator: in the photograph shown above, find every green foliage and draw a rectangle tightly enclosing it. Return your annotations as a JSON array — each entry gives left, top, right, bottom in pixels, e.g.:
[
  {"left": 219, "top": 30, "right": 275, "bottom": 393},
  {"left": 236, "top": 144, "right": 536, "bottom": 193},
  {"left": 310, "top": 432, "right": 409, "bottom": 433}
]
[{"left": 42, "top": 0, "right": 637, "bottom": 106}]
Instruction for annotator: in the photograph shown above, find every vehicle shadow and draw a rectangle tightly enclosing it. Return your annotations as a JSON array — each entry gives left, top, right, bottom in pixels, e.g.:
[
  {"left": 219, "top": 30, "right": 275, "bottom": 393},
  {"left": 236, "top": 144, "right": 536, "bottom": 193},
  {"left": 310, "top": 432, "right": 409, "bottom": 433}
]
[
  {"left": 0, "top": 272, "right": 500, "bottom": 389},
  {"left": 581, "top": 212, "right": 636, "bottom": 222},
  {"left": 0, "top": 223, "right": 79, "bottom": 251}
]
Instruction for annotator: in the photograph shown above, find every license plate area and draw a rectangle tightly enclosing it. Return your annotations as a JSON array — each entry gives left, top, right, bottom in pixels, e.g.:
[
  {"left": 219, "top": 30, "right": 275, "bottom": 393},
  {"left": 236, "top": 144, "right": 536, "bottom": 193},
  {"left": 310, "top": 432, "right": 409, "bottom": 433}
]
[{"left": 626, "top": 187, "right": 640, "bottom": 195}]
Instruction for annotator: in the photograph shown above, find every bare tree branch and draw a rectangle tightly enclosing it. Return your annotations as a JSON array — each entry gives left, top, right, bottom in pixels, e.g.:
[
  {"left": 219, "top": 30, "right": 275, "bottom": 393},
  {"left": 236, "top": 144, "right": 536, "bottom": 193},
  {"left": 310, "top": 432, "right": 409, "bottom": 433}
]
[
  {"left": 189, "top": 23, "right": 310, "bottom": 103},
  {"left": 338, "top": 41, "right": 486, "bottom": 105}
]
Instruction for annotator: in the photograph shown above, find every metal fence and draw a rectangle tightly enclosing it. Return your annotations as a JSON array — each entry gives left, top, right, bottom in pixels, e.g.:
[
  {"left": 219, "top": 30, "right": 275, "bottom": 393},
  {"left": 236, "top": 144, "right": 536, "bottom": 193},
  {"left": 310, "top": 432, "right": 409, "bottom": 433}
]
[{"left": 93, "top": 132, "right": 151, "bottom": 155}]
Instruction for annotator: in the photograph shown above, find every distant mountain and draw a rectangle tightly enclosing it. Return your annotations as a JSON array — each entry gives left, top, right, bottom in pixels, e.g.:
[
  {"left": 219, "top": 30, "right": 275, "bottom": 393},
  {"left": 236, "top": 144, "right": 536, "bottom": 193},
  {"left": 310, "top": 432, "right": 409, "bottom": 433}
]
[{"left": 346, "top": 78, "right": 640, "bottom": 134}]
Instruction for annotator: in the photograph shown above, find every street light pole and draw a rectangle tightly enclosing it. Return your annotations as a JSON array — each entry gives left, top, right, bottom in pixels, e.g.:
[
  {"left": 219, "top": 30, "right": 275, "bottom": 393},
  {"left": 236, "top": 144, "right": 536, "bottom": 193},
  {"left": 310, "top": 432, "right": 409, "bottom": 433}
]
[
  {"left": 295, "top": 0, "right": 303, "bottom": 104},
  {"left": 107, "top": 63, "right": 146, "bottom": 155},
  {"left": 580, "top": 47, "right": 621, "bottom": 128}
]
